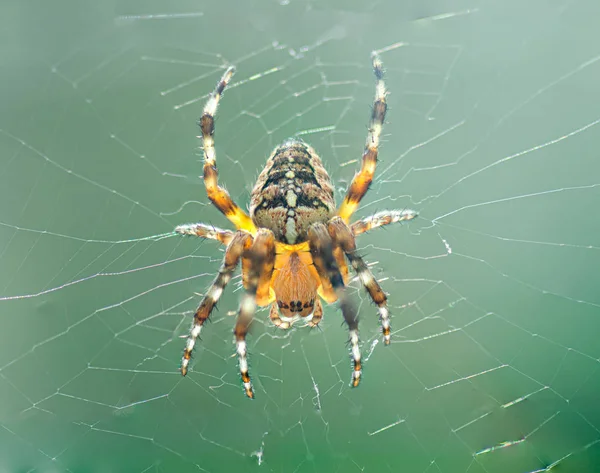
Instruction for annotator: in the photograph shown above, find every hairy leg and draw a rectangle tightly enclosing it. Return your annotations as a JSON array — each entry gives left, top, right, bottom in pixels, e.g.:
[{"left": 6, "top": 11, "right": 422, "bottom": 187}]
[
  {"left": 308, "top": 222, "right": 362, "bottom": 387},
  {"left": 350, "top": 209, "right": 417, "bottom": 236},
  {"left": 181, "top": 231, "right": 252, "bottom": 376},
  {"left": 199, "top": 67, "right": 256, "bottom": 233},
  {"left": 234, "top": 229, "right": 275, "bottom": 398},
  {"left": 175, "top": 222, "right": 234, "bottom": 245},
  {"left": 337, "top": 53, "right": 387, "bottom": 222},
  {"left": 329, "top": 216, "right": 392, "bottom": 344}
]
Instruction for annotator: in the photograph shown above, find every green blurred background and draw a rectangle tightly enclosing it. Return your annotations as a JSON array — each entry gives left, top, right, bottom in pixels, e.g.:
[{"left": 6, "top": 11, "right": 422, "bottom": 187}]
[{"left": 1, "top": 0, "right": 600, "bottom": 472}]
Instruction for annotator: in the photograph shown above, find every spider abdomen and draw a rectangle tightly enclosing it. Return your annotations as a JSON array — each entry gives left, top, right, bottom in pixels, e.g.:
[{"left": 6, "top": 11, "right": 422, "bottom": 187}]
[{"left": 250, "top": 139, "right": 335, "bottom": 244}]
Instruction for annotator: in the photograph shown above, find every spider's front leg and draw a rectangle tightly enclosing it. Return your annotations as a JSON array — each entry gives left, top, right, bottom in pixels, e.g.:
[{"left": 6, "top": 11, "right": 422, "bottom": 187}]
[
  {"left": 329, "top": 216, "right": 392, "bottom": 344},
  {"left": 199, "top": 66, "right": 256, "bottom": 234},
  {"left": 181, "top": 231, "right": 252, "bottom": 376},
  {"left": 175, "top": 222, "right": 234, "bottom": 245},
  {"left": 308, "top": 223, "right": 362, "bottom": 387},
  {"left": 235, "top": 228, "right": 276, "bottom": 399},
  {"left": 337, "top": 52, "right": 387, "bottom": 223},
  {"left": 350, "top": 209, "right": 418, "bottom": 236}
]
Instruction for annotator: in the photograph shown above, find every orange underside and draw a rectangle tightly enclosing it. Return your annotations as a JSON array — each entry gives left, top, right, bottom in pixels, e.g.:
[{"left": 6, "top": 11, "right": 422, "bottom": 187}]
[{"left": 255, "top": 241, "right": 349, "bottom": 307}]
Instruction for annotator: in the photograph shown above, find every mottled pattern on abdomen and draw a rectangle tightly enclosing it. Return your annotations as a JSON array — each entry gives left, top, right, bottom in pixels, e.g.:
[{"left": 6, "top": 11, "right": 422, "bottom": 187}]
[{"left": 249, "top": 139, "right": 335, "bottom": 244}]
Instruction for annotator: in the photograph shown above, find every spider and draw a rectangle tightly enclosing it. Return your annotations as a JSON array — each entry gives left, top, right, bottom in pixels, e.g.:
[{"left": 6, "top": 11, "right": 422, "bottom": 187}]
[{"left": 176, "top": 53, "right": 417, "bottom": 398}]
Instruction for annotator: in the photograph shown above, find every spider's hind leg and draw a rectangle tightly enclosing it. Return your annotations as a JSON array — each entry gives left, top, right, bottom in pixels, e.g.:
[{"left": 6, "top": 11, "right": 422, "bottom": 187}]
[
  {"left": 328, "top": 216, "right": 392, "bottom": 344},
  {"left": 181, "top": 231, "right": 252, "bottom": 376},
  {"left": 234, "top": 228, "right": 276, "bottom": 399},
  {"left": 350, "top": 209, "right": 418, "bottom": 236},
  {"left": 175, "top": 223, "right": 235, "bottom": 245},
  {"left": 308, "top": 223, "right": 362, "bottom": 387}
]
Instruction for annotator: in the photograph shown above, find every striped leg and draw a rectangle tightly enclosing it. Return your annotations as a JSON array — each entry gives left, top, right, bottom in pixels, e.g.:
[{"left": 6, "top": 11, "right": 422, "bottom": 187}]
[
  {"left": 175, "top": 223, "right": 234, "bottom": 245},
  {"left": 235, "top": 229, "right": 276, "bottom": 399},
  {"left": 329, "top": 217, "right": 391, "bottom": 344},
  {"left": 337, "top": 53, "right": 387, "bottom": 222},
  {"left": 180, "top": 231, "right": 252, "bottom": 376},
  {"left": 308, "top": 223, "right": 362, "bottom": 388},
  {"left": 350, "top": 209, "right": 418, "bottom": 236},
  {"left": 200, "top": 67, "right": 256, "bottom": 234}
]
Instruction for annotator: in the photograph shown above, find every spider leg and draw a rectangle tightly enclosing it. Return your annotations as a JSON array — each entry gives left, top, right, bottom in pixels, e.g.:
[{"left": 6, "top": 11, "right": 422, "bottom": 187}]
[
  {"left": 328, "top": 216, "right": 392, "bottom": 344},
  {"left": 181, "top": 231, "right": 252, "bottom": 376},
  {"left": 337, "top": 52, "right": 387, "bottom": 223},
  {"left": 350, "top": 209, "right": 418, "bottom": 236},
  {"left": 200, "top": 67, "right": 256, "bottom": 234},
  {"left": 235, "top": 228, "right": 276, "bottom": 399},
  {"left": 175, "top": 223, "right": 235, "bottom": 245},
  {"left": 308, "top": 223, "right": 362, "bottom": 387}
]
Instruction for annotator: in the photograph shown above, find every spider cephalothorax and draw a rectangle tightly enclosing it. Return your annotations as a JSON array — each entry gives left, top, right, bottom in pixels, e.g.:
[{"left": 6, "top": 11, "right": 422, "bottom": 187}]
[{"left": 176, "top": 53, "right": 417, "bottom": 398}]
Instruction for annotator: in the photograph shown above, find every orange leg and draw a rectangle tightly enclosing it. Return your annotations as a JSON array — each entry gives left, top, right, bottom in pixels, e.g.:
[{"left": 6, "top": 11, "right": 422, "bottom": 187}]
[
  {"left": 234, "top": 228, "right": 276, "bottom": 398},
  {"left": 244, "top": 229, "right": 275, "bottom": 306},
  {"left": 337, "top": 53, "right": 387, "bottom": 223},
  {"left": 200, "top": 67, "right": 256, "bottom": 234}
]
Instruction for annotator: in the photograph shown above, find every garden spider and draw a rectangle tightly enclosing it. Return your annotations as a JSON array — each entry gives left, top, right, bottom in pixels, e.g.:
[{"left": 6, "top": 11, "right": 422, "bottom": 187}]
[{"left": 176, "top": 53, "right": 417, "bottom": 398}]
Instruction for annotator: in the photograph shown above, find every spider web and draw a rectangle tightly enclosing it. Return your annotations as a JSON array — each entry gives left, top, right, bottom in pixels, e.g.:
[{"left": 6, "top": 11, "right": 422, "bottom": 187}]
[{"left": 1, "top": 0, "right": 600, "bottom": 471}]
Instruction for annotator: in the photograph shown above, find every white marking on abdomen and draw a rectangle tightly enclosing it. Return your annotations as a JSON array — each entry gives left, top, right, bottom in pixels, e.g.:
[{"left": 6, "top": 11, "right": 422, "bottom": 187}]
[
  {"left": 286, "top": 189, "right": 297, "bottom": 207},
  {"left": 286, "top": 217, "right": 297, "bottom": 244}
]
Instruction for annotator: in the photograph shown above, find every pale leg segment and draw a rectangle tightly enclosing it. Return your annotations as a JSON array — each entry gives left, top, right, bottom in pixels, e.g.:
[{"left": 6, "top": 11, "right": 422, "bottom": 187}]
[
  {"left": 234, "top": 229, "right": 276, "bottom": 399},
  {"left": 337, "top": 53, "right": 387, "bottom": 222},
  {"left": 175, "top": 223, "right": 234, "bottom": 245},
  {"left": 181, "top": 231, "right": 252, "bottom": 376},
  {"left": 199, "top": 67, "right": 256, "bottom": 233},
  {"left": 350, "top": 209, "right": 417, "bottom": 236},
  {"left": 308, "top": 223, "right": 362, "bottom": 387},
  {"left": 329, "top": 216, "right": 392, "bottom": 344}
]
